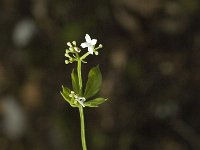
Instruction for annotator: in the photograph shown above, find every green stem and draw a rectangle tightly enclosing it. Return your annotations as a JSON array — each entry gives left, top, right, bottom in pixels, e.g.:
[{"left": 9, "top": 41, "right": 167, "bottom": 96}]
[
  {"left": 77, "top": 60, "right": 82, "bottom": 95},
  {"left": 77, "top": 59, "right": 87, "bottom": 150},
  {"left": 77, "top": 58, "right": 87, "bottom": 150},
  {"left": 79, "top": 106, "right": 87, "bottom": 150},
  {"left": 80, "top": 52, "right": 90, "bottom": 60}
]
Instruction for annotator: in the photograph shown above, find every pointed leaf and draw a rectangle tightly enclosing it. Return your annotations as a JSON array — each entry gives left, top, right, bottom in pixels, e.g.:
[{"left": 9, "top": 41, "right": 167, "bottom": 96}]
[
  {"left": 84, "top": 97, "right": 107, "bottom": 107},
  {"left": 62, "top": 85, "right": 70, "bottom": 95},
  {"left": 60, "top": 91, "right": 76, "bottom": 107},
  {"left": 60, "top": 91, "right": 70, "bottom": 102},
  {"left": 71, "top": 69, "right": 80, "bottom": 94},
  {"left": 60, "top": 86, "right": 77, "bottom": 107},
  {"left": 61, "top": 86, "right": 70, "bottom": 100},
  {"left": 84, "top": 66, "right": 102, "bottom": 99}
]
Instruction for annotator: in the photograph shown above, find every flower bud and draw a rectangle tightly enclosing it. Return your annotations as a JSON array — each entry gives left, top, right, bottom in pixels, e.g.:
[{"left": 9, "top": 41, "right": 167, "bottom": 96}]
[
  {"left": 72, "top": 41, "right": 76, "bottom": 46},
  {"left": 65, "top": 60, "right": 69, "bottom": 64},
  {"left": 74, "top": 47, "right": 81, "bottom": 52},
  {"left": 94, "top": 51, "right": 99, "bottom": 55},
  {"left": 67, "top": 42, "right": 72, "bottom": 47}
]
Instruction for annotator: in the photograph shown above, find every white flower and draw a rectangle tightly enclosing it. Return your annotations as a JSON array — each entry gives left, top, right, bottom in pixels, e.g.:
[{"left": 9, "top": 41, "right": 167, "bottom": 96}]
[
  {"left": 76, "top": 97, "right": 86, "bottom": 107},
  {"left": 80, "top": 34, "right": 97, "bottom": 54}
]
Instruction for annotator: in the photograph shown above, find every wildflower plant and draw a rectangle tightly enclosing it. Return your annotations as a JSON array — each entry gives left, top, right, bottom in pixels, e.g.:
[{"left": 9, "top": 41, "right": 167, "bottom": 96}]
[{"left": 60, "top": 34, "right": 107, "bottom": 150}]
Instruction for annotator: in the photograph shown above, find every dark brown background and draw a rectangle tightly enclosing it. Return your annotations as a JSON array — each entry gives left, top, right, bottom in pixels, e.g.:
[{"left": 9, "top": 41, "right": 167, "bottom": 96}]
[{"left": 0, "top": 0, "right": 200, "bottom": 149}]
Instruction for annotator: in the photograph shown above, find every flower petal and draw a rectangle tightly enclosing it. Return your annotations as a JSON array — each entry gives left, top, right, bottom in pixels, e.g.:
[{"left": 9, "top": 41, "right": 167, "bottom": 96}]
[
  {"left": 85, "top": 34, "right": 91, "bottom": 43},
  {"left": 81, "top": 42, "right": 89, "bottom": 48},
  {"left": 76, "top": 99, "right": 85, "bottom": 107},
  {"left": 91, "top": 39, "right": 97, "bottom": 45},
  {"left": 88, "top": 46, "right": 94, "bottom": 54}
]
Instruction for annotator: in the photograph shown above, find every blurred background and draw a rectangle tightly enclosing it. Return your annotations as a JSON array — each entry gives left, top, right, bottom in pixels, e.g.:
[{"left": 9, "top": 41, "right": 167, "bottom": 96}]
[{"left": 0, "top": 0, "right": 200, "bottom": 149}]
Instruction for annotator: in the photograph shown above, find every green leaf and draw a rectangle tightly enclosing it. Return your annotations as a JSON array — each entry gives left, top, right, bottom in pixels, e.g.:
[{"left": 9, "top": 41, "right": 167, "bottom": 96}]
[
  {"left": 62, "top": 85, "right": 70, "bottom": 95},
  {"left": 84, "top": 65, "right": 102, "bottom": 99},
  {"left": 60, "top": 86, "right": 76, "bottom": 107},
  {"left": 84, "top": 97, "right": 107, "bottom": 107},
  {"left": 60, "top": 91, "right": 76, "bottom": 107},
  {"left": 71, "top": 69, "right": 80, "bottom": 94},
  {"left": 60, "top": 91, "right": 70, "bottom": 102},
  {"left": 61, "top": 86, "right": 70, "bottom": 101}
]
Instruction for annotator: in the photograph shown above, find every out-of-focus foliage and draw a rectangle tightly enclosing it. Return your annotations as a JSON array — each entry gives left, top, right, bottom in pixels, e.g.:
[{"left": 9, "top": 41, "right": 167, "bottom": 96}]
[{"left": 0, "top": 0, "right": 200, "bottom": 150}]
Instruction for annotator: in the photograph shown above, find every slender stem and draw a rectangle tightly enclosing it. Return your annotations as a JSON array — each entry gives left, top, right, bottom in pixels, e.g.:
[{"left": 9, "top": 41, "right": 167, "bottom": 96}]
[
  {"left": 77, "top": 60, "right": 82, "bottom": 95},
  {"left": 77, "top": 59, "right": 87, "bottom": 150},
  {"left": 79, "top": 106, "right": 87, "bottom": 150}
]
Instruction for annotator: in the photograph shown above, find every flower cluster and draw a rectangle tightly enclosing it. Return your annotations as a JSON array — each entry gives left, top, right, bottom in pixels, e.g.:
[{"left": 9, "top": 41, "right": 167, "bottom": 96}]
[{"left": 65, "top": 34, "right": 103, "bottom": 64}]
